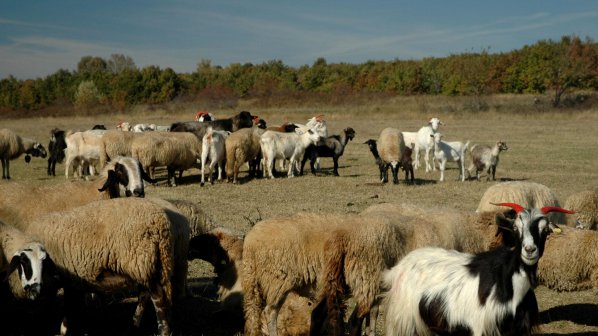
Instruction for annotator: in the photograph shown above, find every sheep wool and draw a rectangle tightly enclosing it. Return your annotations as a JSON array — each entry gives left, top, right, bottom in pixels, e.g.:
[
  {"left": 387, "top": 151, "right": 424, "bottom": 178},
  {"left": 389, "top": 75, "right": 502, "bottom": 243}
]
[{"left": 564, "top": 190, "right": 598, "bottom": 229}]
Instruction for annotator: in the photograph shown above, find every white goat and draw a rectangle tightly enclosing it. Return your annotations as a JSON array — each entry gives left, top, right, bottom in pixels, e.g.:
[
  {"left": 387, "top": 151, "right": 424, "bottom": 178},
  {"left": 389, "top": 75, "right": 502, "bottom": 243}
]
[
  {"left": 431, "top": 132, "right": 469, "bottom": 182},
  {"left": 64, "top": 129, "right": 106, "bottom": 179},
  {"left": 260, "top": 128, "right": 321, "bottom": 178},
  {"left": 467, "top": 141, "right": 509, "bottom": 181},
  {"left": 201, "top": 127, "right": 231, "bottom": 186},
  {"left": 408, "top": 117, "right": 443, "bottom": 172}
]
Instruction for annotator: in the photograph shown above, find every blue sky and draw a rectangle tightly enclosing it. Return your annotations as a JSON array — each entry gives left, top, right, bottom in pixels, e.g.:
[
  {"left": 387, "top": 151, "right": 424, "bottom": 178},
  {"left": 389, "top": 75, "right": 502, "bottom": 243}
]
[{"left": 1, "top": 0, "right": 597, "bottom": 79}]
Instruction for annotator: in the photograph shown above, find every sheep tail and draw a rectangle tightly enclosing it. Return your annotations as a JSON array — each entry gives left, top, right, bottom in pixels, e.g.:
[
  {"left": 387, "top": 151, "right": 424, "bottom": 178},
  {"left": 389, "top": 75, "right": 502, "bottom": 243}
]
[{"left": 311, "top": 231, "right": 348, "bottom": 336}]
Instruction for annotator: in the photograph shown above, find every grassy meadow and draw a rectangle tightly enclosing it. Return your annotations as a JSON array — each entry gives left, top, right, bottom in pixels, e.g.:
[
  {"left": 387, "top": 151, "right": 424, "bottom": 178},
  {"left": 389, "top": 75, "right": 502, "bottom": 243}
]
[{"left": 2, "top": 94, "right": 598, "bottom": 335}]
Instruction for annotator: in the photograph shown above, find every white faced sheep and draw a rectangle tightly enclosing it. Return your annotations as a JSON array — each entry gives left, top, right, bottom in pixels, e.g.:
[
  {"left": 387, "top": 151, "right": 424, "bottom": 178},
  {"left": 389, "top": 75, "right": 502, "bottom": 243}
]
[
  {"left": 14, "top": 197, "right": 187, "bottom": 336},
  {"left": 477, "top": 181, "right": 567, "bottom": 225},
  {"left": 430, "top": 132, "right": 470, "bottom": 182},
  {"left": 225, "top": 126, "right": 265, "bottom": 184},
  {"left": 0, "top": 128, "right": 47, "bottom": 179},
  {"left": 402, "top": 117, "right": 443, "bottom": 172},
  {"left": 260, "top": 127, "right": 321, "bottom": 178},
  {"left": 467, "top": 141, "right": 509, "bottom": 181},
  {"left": 201, "top": 127, "right": 231, "bottom": 186},
  {"left": 376, "top": 128, "right": 408, "bottom": 184},
  {"left": 383, "top": 203, "right": 573, "bottom": 336},
  {"left": 300, "top": 127, "right": 355, "bottom": 176},
  {"left": 564, "top": 189, "right": 598, "bottom": 229},
  {"left": 0, "top": 221, "right": 57, "bottom": 301}
]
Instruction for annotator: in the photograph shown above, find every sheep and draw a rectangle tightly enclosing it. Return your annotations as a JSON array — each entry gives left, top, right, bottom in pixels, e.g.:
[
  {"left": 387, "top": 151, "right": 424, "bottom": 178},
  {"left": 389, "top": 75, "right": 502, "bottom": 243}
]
[
  {"left": 98, "top": 129, "right": 140, "bottom": 168},
  {"left": 0, "top": 128, "right": 47, "bottom": 179},
  {"left": 477, "top": 181, "right": 566, "bottom": 225},
  {"left": 0, "top": 156, "right": 153, "bottom": 228},
  {"left": 300, "top": 127, "right": 355, "bottom": 176},
  {"left": 382, "top": 203, "right": 573, "bottom": 336},
  {"left": 131, "top": 132, "right": 202, "bottom": 186},
  {"left": 225, "top": 126, "right": 265, "bottom": 184},
  {"left": 260, "top": 127, "right": 321, "bottom": 178},
  {"left": 430, "top": 132, "right": 470, "bottom": 182},
  {"left": 171, "top": 110, "right": 255, "bottom": 140},
  {"left": 403, "top": 117, "right": 443, "bottom": 172},
  {"left": 201, "top": 127, "right": 231, "bottom": 186},
  {"left": 564, "top": 189, "right": 598, "bottom": 229},
  {"left": 64, "top": 129, "right": 107, "bottom": 179},
  {"left": 0, "top": 221, "right": 57, "bottom": 301},
  {"left": 467, "top": 141, "right": 509, "bottom": 181},
  {"left": 13, "top": 197, "right": 186, "bottom": 336},
  {"left": 47, "top": 128, "right": 67, "bottom": 176},
  {"left": 376, "top": 127, "right": 407, "bottom": 184}
]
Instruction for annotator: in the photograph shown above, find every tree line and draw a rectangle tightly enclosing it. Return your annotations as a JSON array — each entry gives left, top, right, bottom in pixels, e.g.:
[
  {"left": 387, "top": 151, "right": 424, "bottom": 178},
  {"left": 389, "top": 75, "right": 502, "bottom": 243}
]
[{"left": 1, "top": 35, "right": 596, "bottom": 113}]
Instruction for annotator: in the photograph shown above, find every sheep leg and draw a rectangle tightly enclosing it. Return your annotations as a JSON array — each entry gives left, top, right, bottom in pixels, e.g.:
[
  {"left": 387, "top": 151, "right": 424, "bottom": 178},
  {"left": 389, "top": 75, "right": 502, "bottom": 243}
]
[
  {"left": 413, "top": 146, "right": 420, "bottom": 170},
  {"left": 167, "top": 167, "right": 176, "bottom": 186},
  {"left": 424, "top": 147, "right": 432, "bottom": 172},
  {"left": 332, "top": 156, "right": 339, "bottom": 176},
  {"left": 439, "top": 160, "right": 446, "bottom": 182},
  {"left": 1, "top": 158, "right": 8, "bottom": 179},
  {"left": 149, "top": 286, "right": 172, "bottom": 336},
  {"left": 132, "top": 291, "right": 150, "bottom": 329},
  {"left": 300, "top": 153, "right": 309, "bottom": 176},
  {"left": 390, "top": 162, "right": 399, "bottom": 184},
  {"left": 267, "top": 305, "right": 281, "bottom": 336}
]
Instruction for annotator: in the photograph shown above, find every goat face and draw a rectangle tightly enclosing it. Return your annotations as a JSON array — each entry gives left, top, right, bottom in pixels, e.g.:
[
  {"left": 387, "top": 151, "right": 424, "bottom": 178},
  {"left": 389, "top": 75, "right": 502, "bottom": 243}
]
[
  {"left": 7, "top": 243, "right": 55, "bottom": 300},
  {"left": 31, "top": 143, "right": 47, "bottom": 158},
  {"left": 497, "top": 141, "right": 509, "bottom": 151}
]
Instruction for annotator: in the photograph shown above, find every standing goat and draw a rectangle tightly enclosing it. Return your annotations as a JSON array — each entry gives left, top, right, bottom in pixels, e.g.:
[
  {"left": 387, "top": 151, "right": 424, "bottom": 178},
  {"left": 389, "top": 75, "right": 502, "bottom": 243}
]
[
  {"left": 467, "top": 141, "right": 509, "bottom": 181},
  {"left": 383, "top": 203, "right": 573, "bottom": 336},
  {"left": 402, "top": 117, "right": 443, "bottom": 172},
  {"left": 300, "top": 127, "right": 355, "bottom": 176},
  {"left": 47, "top": 128, "right": 67, "bottom": 177},
  {"left": 431, "top": 132, "right": 469, "bottom": 182}
]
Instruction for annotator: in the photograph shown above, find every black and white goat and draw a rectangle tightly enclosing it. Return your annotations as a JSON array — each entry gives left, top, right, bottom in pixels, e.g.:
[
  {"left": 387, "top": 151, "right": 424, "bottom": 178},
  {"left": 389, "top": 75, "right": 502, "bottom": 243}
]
[
  {"left": 382, "top": 203, "right": 573, "bottom": 336},
  {"left": 300, "top": 127, "right": 355, "bottom": 176}
]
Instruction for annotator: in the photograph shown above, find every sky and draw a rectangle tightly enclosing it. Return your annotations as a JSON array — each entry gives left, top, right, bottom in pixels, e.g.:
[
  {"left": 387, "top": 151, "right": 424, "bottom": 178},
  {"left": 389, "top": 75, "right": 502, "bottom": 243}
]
[{"left": 1, "top": 0, "right": 597, "bottom": 79}]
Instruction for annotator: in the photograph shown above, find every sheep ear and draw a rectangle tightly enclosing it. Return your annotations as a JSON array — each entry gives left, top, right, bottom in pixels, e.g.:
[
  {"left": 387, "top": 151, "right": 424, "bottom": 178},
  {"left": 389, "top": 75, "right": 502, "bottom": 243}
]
[
  {"left": 6, "top": 255, "right": 20, "bottom": 281},
  {"left": 139, "top": 162, "right": 156, "bottom": 183},
  {"left": 99, "top": 170, "right": 118, "bottom": 192}
]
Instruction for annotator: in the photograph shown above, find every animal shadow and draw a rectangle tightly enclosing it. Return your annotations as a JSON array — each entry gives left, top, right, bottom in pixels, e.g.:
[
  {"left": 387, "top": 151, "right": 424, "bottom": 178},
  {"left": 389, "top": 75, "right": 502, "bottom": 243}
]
[{"left": 540, "top": 303, "right": 598, "bottom": 327}]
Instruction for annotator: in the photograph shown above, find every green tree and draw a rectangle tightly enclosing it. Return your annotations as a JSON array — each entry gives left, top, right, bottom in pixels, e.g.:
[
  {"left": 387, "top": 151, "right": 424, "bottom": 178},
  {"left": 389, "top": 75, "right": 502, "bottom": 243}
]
[
  {"left": 74, "top": 80, "right": 102, "bottom": 110},
  {"left": 107, "top": 54, "right": 136, "bottom": 74}
]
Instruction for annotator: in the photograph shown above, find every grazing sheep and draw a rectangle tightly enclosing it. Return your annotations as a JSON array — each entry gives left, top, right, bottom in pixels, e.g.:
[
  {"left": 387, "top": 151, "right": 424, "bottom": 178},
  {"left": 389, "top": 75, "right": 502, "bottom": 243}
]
[
  {"left": 564, "top": 189, "right": 598, "bottom": 229},
  {"left": 47, "top": 128, "right": 67, "bottom": 176},
  {"left": 377, "top": 128, "right": 407, "bottom": 184},
  {"left": 300, "top": 127, "right": 355, "bottom": 176},
  {"left": 131, "top": 132, "right": 202, "bottom": 186},
  {"left": 0, "top": 221, "right": 57, "bottom": 301},
  {"left": 430, "top": 132, "right": 469, "bottom": 182},
  {"left": 477, "top": 181, "right": 566, "bottom": 224},
  {"left": 467, "top": 141, "right": 509, "bottom": 181},
  {"left": 13, "top": 198, "right": 185, "bottom": 336},
  {"left": 0, "top": 128, "right": 47, "bottom": 179},
  {"left": 225, "top": 127, "right": 265, "bottom": 184},
  {"left": 260, "top": 127, "right": 321, "bottom": 178},
  {"left": 402, "top": 117, "right": 443, "bottom": 172},
  {"left": 538, "top": 226, "right": 598, "bottom": 292},
  {"left": 382, "top": 204, "right": 572, "bottom": 336},
  {"left": 98, "top": 130, "right": 139, "bottom": 168},
  {"left": 201, "top": 127, "right": 231, "bottom": 186}
]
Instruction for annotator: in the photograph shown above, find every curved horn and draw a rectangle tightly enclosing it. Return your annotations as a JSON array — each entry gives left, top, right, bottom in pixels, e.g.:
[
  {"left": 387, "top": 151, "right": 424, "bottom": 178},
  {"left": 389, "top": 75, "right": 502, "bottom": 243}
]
[
  {"left": 491, "top": 202, "right": 525, "bottom": 214},
  {"left": 540, "top": 206, "right": 575, "bottom": 215}
]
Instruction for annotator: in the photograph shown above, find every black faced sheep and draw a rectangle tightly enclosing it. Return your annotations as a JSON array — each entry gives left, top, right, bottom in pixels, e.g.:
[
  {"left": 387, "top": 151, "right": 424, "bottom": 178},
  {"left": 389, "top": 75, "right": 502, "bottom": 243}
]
[{"left": 0, "top": 128, "right": 47, "bottom": 179}]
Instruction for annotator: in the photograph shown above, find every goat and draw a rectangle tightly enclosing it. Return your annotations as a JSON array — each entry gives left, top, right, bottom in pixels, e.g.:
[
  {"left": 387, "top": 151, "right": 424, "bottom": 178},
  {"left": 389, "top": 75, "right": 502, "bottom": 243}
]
[
  {"left": 402, "top": 117, "right": 443, "bottom": 173},
  {"left": 300, "top": 127, "right": 355, "bottom": 176},
  {"left": 431, "top": 132, "right": 469, "bottom": 182},
  {"left": 383, "top": 203, "right": 574, "bottom": 336},
  {"left": 47, "top": 128, "right": 66, "bottom": 177},
  {"left": 468, "top": 141, "right": 509, "bottom": 181},
  {"left": 260, "top": 128, "right": 321, "bottom": 178}
]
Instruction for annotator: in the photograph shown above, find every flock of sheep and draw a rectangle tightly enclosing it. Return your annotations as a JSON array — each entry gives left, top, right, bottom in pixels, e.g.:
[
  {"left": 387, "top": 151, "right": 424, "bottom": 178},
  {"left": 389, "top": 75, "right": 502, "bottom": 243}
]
[{"left": 0, "top": 111, "right": 597, "bottom": 335}]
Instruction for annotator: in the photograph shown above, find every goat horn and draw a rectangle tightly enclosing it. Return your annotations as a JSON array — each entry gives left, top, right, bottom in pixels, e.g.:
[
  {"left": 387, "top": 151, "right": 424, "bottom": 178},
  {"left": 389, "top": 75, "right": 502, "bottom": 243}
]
[
  {"left": 491, "top": 202, "right": 525, "bottom": 213},
  {"left": 540, "top": 206, "right": 575, "bottom": 215}
]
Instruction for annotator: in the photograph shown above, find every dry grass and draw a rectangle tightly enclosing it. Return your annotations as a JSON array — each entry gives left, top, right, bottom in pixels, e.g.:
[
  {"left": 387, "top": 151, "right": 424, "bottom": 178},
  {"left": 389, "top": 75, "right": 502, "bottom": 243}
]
[{"left": 2, "top": 95, "right": 598, "bottom": 335}]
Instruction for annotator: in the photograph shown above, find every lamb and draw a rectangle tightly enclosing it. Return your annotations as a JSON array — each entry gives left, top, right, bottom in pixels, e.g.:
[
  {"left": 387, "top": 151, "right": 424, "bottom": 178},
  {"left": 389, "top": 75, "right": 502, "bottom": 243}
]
[
  {"left": 0, "top": 221, "right": 57, "bottom": 301},
  {"left": 201, "top": 127, "right": 231, "bottom": 186},
  {"left": 376, "top": 128, "right": 407, "bottom": 184},
  {"left": 131, "top": 132, "right": 202, "bottom": 186},
  {"left": 477, "top": 181, "right": 566, "bottom": 224},
  {"left": 171, "top": 110, "right": 255, "bottom": 140},
  {"left": 403, "top": 117, "right": 443, "bottom": 172},
  {"left": 431, "top": 132, "right": 470, "bottom": 182},
  {"left": 260, "top": 127, "right": 321, "bottom": 178},
  {"left": 0, "top": 128, "right": 47, "bottom": 179},
  {"left": 47, "top": 128, "right": 67, "bottom": 176},
  {"left": 382, "top": 203, "right": 573, "bottom": 336},
  {"left": 467, "top": 141, "right": 509, "bottom": 181},
  {"left": 64, "top": 129, "right": 107, "bottom": 179},
  {"left": 12, "top": 197, "right": 186, "bottom": 336},
  {"left": 300, "top": 127, "right": 355, "bottom": 176},
  {"left": 225, "top": 126, "right": 265, "bottom": 184},
  {"left": 564, "top": 189, "right": 598, "bottom": 229}
]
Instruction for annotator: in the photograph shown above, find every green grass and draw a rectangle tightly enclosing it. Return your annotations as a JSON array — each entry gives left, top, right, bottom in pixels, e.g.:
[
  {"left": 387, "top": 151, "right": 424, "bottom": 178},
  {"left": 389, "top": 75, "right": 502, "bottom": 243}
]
[{"left": 2, "top": 96, "right": 598, "bottom": 335}]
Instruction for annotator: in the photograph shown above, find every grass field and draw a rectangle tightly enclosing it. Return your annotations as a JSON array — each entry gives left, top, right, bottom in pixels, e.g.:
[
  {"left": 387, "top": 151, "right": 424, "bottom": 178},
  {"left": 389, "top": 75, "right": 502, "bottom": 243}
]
[{"left": 2, "top": 96, "right": 598, "bottom": 335}]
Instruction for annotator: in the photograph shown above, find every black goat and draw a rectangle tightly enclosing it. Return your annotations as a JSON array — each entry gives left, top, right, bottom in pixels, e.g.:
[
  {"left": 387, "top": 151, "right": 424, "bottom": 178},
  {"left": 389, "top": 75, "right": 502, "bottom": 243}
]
[
  {"left": 47, "top": 128, "right": 66, "bottom": 176},
  {"left": 170, "top": 111, "right": 255, "bottom": 140},
  {"left": 301, "top": 128, "right": 355, "bottom": 176}
]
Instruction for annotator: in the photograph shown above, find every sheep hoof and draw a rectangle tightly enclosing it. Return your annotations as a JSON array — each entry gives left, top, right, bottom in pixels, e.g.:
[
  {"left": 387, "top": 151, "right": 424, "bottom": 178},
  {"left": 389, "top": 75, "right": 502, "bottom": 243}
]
[{"left": 200, "top": 182, "right": 205, "bottom": 187}]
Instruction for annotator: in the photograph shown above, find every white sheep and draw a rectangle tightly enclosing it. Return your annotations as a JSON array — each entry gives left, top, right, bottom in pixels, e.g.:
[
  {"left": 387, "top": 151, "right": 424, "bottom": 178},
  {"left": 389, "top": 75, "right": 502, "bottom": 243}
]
[
  {"left": 0, "top": 221, "right": 56, "bottom": 301},
  {"left": 431, "top": 132, "right": 469, "bottom": 182},
  {"left": 467, "top": 141, "right": 509, "bottom": 181},
  {"left": 564, "top": 189, "right": 598, "bottom": 229},
  {"left": 406, "top": 117, "right": 443, "bottom": 172},
  {"left": 383, "top": 204, "right": 573, "bottom": 336},
  {"left": 260, "top": 127, "right": 321, "bottom": 178},
  {"left": 64, "top": 129, "right": 106, "bottom": 179},
  {"left": 201, "top": 127, "right": 231, "bottom": 186},
  {"left": 13, "top": 197, "right": 186, "bottom": 336},
  {"left": 0, "top": 128, "right": 47, "bottom": 179}
]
